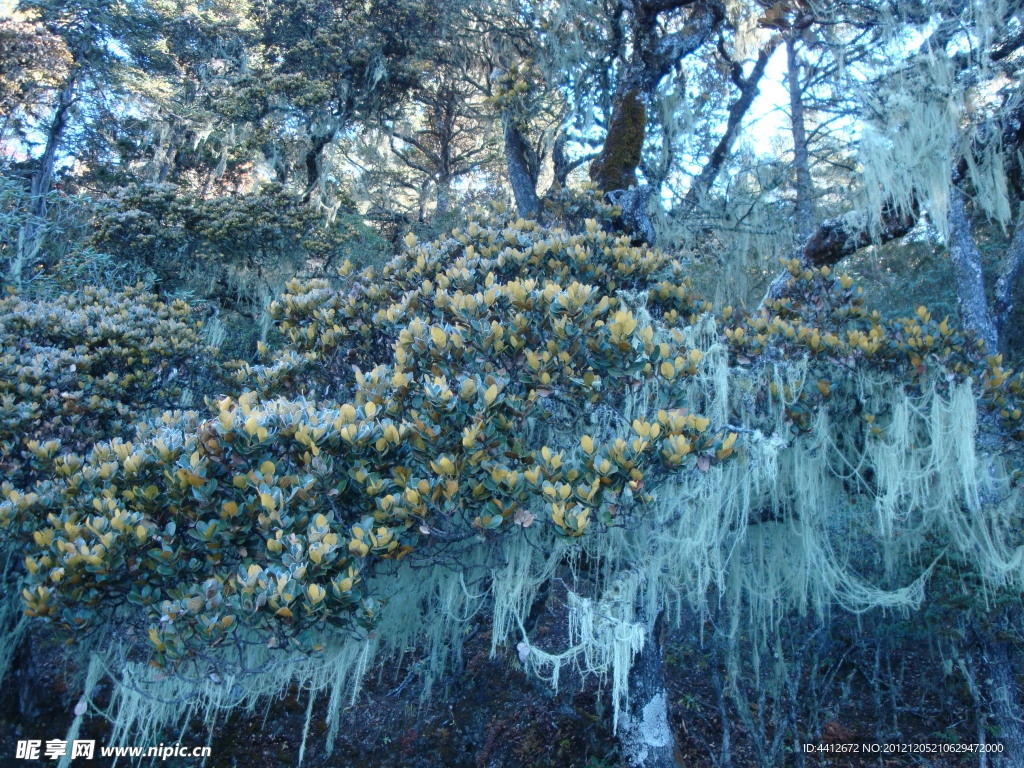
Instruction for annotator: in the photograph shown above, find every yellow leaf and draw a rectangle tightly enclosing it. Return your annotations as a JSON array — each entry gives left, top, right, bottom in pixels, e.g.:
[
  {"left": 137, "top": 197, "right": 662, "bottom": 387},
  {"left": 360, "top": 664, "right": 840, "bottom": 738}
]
[
  {"left": 581, "top": 435, "right": 594, "bottom": 454},
  {"left": 349, "top": 539, "right": 369, "bottom": 557},
  {"left": 306, "top": 584, "right": 326, "bottom": 604},
  {"left": 260, "top": 460, "right": 276, "bottom": 475},
  {"left": 148, "top": 628, "right": 166, "bottom": 652}
]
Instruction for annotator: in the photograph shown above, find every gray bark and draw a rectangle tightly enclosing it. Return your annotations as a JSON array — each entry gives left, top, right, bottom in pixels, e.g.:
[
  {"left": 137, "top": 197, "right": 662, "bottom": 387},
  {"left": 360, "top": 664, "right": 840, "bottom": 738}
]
[
  {"left": 436, "top": 176, "right": 451, "bottom": 217},
  {"left": 786, "top": 36, "right": 815, "bottom": 242},
  {"left": 502, "top": 113, "right": 540, "bottom": 219},
  {"left": 620, "top": 611, "right": 681, "bottom": 768},
  {"left": 993, "top": 215, "right": 1024, "bottom": 336},
  {"left": 948, "top": 186, "right": 999, "bottom": 353},
  {"left": 609, "top": 185, "right": 656, "bottom": 246}
]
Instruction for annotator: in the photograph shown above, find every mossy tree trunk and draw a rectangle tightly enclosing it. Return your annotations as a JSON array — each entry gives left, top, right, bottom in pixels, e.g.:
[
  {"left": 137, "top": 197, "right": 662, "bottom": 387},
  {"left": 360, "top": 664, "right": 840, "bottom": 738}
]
[
  {"left": 587, "top": 1, "right": 722, "bottom": 243},
  {"left": 589, "top": 89, "right": 647, "bottom": 194}
]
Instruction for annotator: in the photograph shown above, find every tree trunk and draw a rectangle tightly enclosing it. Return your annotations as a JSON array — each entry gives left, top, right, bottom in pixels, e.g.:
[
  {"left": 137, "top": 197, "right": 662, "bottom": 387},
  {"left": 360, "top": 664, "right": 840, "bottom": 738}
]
[
  {"left": 303, "top": 130, "right": 336, "bottom": 203},
  {"left": 620, "top": 611, "right": 681, "bottom": 768},
  {"left": 786, "top": 35, "right": 815, "bottom": 242},
  {"left": 992, "top": 214, "right": 1024, "bottom": 337},
  {"left": 683, "top": 39, "right": 776, "bottom": 210},
  {"left": 13, "top": 74, "right": 76, "bottom": 283},
  {"left": 502, "top": 113, "right": 540, "bottom": 219},
  {"left": 590, "top": 89, "right": 647, "bottom": 194},
  {"left": 609, "top": 185, "right": 656, "bottom": 246},
  {"left": 948, "top": 186, "right": 999, "bottom": 353},
  {"left": 13, "top": 636, "right": 40, "bottom": 720},
  {"left": 436, "top": 175, "right": 451, "bottom": 217}
]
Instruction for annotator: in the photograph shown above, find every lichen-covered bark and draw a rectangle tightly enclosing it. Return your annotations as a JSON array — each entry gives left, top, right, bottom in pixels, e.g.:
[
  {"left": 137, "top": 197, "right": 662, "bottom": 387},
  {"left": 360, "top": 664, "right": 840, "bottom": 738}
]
[
  {"left": 590, "top": 89, "right": 647, "bottom": 193},
  {"left": 620, "top": 611, "right": 681, "bottom": 768},
  {"left": 503, "top": 113, "right": 540, "bottom": 220},
  {"left": 609, "top": 185, "right": 656, "bottom": 245},
  {"left": 948, "top": 186, "right": 999, "bottom": 353},
  {"left": 993, "top": 215, "right": 1024, "bottom": 335}
]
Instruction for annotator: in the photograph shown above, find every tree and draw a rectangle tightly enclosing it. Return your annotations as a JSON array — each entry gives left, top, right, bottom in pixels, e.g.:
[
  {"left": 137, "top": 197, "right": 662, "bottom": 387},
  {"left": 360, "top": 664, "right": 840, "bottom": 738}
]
[
  {"left": 760, "top": 0, "right": 1024, "bottom": 358},
  {"left": 249, "top": 0, "right": 436, "bottom": 203},
  {"left": 4, "top": 0, "right": 170, "bottom": 280},
  {"left": 20, "top": 199, "right": 1024, "bottom": 766},
  {"left": 4, "top": 1, "right": 1024, "bottom": 766}
]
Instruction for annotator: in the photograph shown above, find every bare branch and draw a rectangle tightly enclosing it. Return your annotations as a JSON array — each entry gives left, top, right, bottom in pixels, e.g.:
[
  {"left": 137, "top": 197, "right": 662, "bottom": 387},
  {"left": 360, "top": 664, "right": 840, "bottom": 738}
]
[{"left": 683, "top": 38, "right": 778, "bottom": 209}]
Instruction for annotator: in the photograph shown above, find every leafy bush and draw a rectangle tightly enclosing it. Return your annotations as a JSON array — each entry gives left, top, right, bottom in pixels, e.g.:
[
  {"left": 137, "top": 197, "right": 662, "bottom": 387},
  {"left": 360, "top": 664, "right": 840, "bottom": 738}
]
[
  {"left": 18, "top": 212, "right": 1024, "bottom": 755},
  {"left": 0, "top": 285, "right": 221, "bottom": 539},
  {"left": 90, "top": 183, "right": 389, "bottom": 320}
]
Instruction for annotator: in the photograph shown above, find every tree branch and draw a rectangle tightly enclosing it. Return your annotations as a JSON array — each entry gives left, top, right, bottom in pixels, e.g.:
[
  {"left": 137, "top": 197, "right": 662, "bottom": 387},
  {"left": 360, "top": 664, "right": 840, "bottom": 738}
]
[
  {"left": 683, "top": 38, "right": 778, "bottom": 209},
  {"left": 761, "top": 199, "right": 919, "bottom": 304},
  {"left": 993, "top": 214, "right": 1024, "bottom": 336},
  {"left": 948, "top": 186, "right": 999, "bottom": 352}
]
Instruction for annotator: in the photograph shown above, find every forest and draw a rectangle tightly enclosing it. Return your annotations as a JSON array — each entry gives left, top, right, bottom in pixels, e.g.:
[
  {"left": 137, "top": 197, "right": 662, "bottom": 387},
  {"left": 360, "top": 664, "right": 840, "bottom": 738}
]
[{"left": 1, "top": 0, "right": 1023, "bottom": 766}]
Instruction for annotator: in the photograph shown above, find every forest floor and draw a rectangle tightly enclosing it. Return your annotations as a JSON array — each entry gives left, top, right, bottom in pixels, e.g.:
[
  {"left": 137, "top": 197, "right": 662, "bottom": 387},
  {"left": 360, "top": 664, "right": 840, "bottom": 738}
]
[{"left": 0, "top": 593, "right": 995, "bottom": 768}]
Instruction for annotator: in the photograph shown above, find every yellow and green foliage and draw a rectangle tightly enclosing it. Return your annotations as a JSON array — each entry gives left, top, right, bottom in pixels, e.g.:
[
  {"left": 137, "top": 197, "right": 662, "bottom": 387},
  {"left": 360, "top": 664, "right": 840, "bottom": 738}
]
[
  {"left": 0, "top": 285, "right": 220, "bottom": 544},
  {"left": 22, "top": 214, "right": 742, "bottom": 660},
  {"left": 241, "top": 212, "right": 709, "bottom": 399},
  {"left": 15, "top": 211, "right": 1024, "bottom": 713},
  {"left": 729, "top": 260, "right": 1024, "bottom": 438}
]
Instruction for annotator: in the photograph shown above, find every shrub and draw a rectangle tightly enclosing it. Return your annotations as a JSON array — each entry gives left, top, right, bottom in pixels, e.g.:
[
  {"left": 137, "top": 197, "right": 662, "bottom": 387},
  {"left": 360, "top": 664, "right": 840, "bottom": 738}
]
[{"left": 20, "top": 213, "right": 1024, "bottom": 757}]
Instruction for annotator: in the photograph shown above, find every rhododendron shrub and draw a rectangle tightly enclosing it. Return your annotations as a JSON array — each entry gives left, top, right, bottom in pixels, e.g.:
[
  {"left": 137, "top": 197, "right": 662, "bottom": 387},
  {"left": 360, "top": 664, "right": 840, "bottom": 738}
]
[{"left": 20, "top": 210, "right": 1024, "bottom": 762}]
